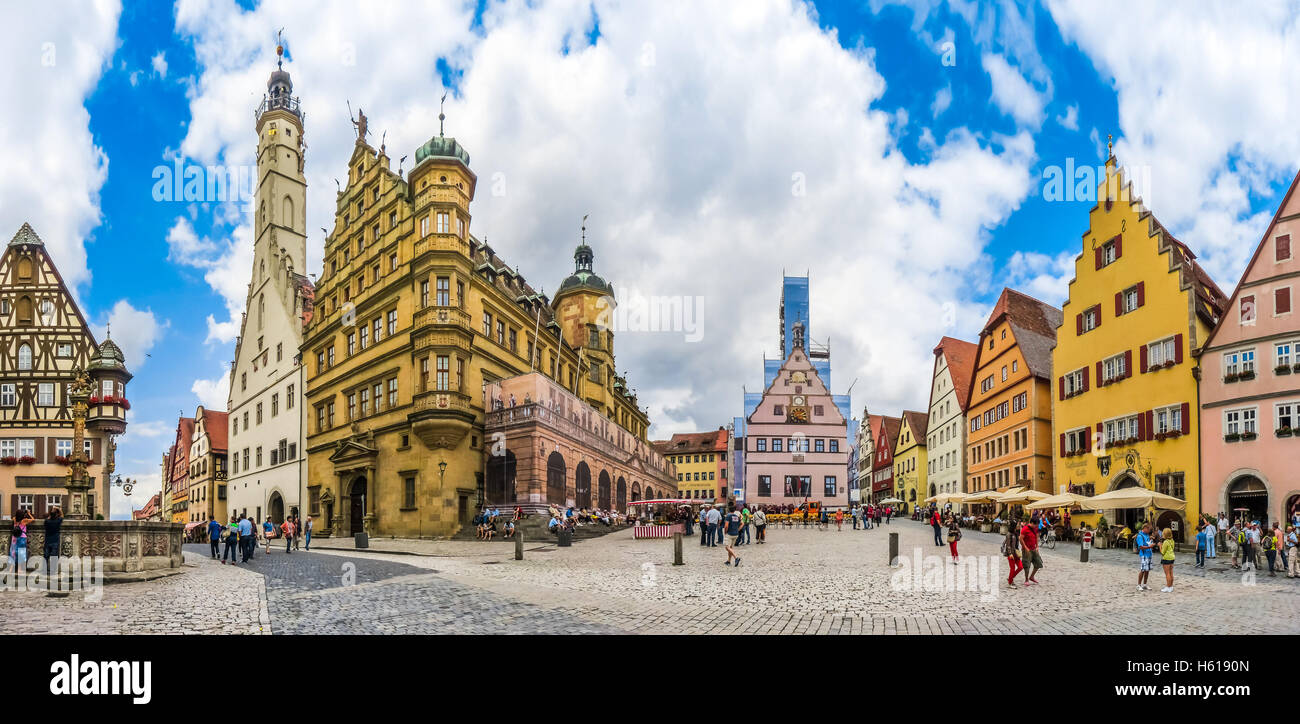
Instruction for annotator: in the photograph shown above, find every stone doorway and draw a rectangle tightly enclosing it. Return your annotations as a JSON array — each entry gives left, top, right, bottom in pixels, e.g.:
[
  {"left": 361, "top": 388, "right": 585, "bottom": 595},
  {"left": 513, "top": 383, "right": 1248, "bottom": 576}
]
[
  {"left": 269, "top": 492, "right": 285, "bottom": 525},
  {"left": 349, "top": 477, "right": 367, "bottom": 536}
]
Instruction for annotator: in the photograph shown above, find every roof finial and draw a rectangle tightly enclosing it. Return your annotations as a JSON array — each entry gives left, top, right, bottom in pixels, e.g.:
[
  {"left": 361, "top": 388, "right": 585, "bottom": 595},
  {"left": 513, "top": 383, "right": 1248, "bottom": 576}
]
[
  {"left": 439, "top": 92, "right": 447, "bottom": 137},
  {"left": 1106, "top": 133, "right": 1113, "bottom": 159},
  {"left": 276, "top": 28, "right": 285, "bottom": 69},
  {"left": 106, "top": 322, "right": 111, "bottom": 339},
  {"left": 581, "top": 213, "right": 588, "bottom": 244}
]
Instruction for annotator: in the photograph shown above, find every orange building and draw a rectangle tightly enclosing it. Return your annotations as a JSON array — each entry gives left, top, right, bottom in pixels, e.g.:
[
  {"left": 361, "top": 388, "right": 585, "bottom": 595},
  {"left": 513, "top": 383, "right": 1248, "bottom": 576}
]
[{"left": 966, "top": 289, "right": 1062, "bottom": 496}]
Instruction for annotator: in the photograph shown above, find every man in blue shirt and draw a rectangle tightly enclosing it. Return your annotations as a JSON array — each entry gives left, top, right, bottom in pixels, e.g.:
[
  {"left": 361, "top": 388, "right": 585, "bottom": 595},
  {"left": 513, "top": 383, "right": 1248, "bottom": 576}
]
[
  {"left": 207, "top": 516, "right": 222, "bottom": 559},
  {"left": 1134, "top": 523, "right": 1154, "bottom": 591},
  {"left": 238, "top": 515, "right": 254, "bottom": 563}
]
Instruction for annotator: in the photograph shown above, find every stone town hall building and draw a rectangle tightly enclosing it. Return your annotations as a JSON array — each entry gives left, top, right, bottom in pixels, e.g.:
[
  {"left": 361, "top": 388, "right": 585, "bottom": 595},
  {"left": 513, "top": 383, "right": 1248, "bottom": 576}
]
[{"left": 293, "top": 55, "right": 673, "bottom": 537}]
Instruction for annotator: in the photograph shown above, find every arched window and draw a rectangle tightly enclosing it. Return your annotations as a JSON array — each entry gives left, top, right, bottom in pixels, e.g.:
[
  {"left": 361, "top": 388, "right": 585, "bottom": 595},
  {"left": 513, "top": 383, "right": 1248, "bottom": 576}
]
[
  {"left": 258, "top": 294, "right": 265, "bottom": 331},
  {"left": 282, "top": 196, "right": 294, "bottom": 230},
  {"left": 260, "top": 260, "right": 265, "bottom": 283},
  {"left": 18, "top": 344, "right": 32, "bottom": 370},
  {"left": 16, "top": 296, "right": 33, "bottom": 325}
]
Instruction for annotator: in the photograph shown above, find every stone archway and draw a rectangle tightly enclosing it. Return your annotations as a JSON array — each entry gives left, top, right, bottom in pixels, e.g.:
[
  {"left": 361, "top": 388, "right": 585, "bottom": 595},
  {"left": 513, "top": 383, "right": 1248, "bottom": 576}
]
[
  {"left": 348, "top": 477, "right": 367, "bottom": 536},
  {"left": 575, "top": 462, "right": 592, "bottom": 508},
  {"left": 546, "top": 451, "right": 566, "bottom": 505},
  {"left": 1226, "top": 474, "right": 1270, "bottom": 526},
  {"left": 631, "top": 482, "right": 641, "bottom": 502},
  {"left": 598, "top": 470, "right": 611, "bottom": 510},
  {"left": 486, "top": 450, "right": 517, "bottom": 505},
  {"left": 268, "top": 491, "right": 285, "bottom": 525},
  {"left": 1110, "top": 473, "right": 1142, "bottom": 530},
  {"left": 616, "top": 477, "right": 627, "bottom": 512}
]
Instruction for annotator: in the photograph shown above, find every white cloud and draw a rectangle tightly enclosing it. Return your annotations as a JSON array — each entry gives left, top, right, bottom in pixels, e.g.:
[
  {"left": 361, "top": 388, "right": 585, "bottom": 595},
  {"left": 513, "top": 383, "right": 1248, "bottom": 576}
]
[
  {"left": 1048, "top": 0, "right": 1300, "bottom": 289},
  {"left": 151, "top": 51, "right": 168, "bottom": 78},
  {"left": 174, "top": 0, "right": 1038, "bottom": 426},
  {"left": 191, "top": 368, "right": 230, "bottom": 411},
  {"left": 0, "top": 0, "right": 118, "bottom": 292},
  {"left": 931, "top": 84, "right": 952, "bottom": 117},
  {"left": 91, "top": 299, "right": 166, "bottom": 369},
  {"left": 1004, "top": 249, "right": 1075, "bottom": 307},
  {"left": 982, "top": 52, "right": 1046, "bottom": 129},
  {"left": 1056, "top": 103, "right": 1078, "bottom": 130}
]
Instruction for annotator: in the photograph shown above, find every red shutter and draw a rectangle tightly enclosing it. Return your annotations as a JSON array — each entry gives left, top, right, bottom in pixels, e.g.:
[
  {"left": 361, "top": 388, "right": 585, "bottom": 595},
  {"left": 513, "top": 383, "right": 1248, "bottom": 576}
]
[
  {"left": 1059, "top": 433, "right": 1066, "bottom": 457},
  {"left": 1096, "top": 422, "right": 1104, "bottom": 448},
  {"left": 1114, "top": 235, "right": 1122, "bottom": 259},
  {"left": 1085, "top": 427, "right": 1092, "bottom": 452},
  {"left": 1278, "top": 234, "right": 1292, "bottom": 262},
  {"left": 1180, "top": 402, "right": 1190, "bottom": 435},
  {"left": 34, "top": 495, "right": 46, "bottom": 520},
  {"left": 9, "top": 495, "right": 17, "bottom": 518},
  {"left": 1174, "top": 333, "right": 1184, "bottom": 364},
  {"left": 1277, "top": 287, "right": 1292, "bottom": 315},
  {"left": 1058, "top": 376, "right": 1066, "bottom": 400},
  {"left": 1095, "top": 247, "right": 1104, "bottom": 270},
  {"left": 1115, "top": 292, "right": 1123, "bottom": 317},
  {"left": 1136, "top": 281, "right": 1145, "bottom": 308},
  {"left": 1082, "top": 366, "right": 1090, "bottom": 392},
  {"left": 1093, "top": 304, "right": 1102, "bottom": 328},
  {"left": 1146, "top": 410, "right": 1155, "bottom": 439},
  {"left": 1076, "top": 313, "right": 1083, "bottom": 335},
  {"left": 1140, "top": 344, "right": 1149, "bottom": 373},
  {"left": 1124, "top": 349, "right": 1133, "bottom": 379},
  {"left": 1096, "top": 360, "right": 1104, "bottom": 386}
]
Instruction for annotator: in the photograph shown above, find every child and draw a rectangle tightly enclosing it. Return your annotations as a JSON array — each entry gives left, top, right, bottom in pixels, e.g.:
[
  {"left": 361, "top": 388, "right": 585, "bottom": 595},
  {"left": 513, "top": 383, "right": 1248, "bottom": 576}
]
[
  {"left": 1002, "top": 527, "right": 1022, "bottom": 587},
  {"left": 1194, "top": 523, "right": 1207, "bottom": 568},
  {"left": 1159, "top": 528, "right": 1176, "bottom": 593}
]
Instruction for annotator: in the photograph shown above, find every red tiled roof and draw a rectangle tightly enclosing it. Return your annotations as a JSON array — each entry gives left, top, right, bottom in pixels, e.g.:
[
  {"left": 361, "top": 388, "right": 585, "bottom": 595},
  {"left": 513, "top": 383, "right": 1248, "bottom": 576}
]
[
  {"left": 933, "top": 336, "right": 977, "bottom": 411},
  {"left": 880, "top": 415, "right": 901, "bottom": 449},
  {"left": 169, "top": 417, "right": 195, "bottom": 484},
  {"left": 661, "top": 429, "right": 728, "bottom": 454},
  {"left": 902, "top": 409, "right": 929, "bottom": 440},
  {"left": 202, "top": 409, "right": 230, "bottom": 452},
  {"left": 981, "top": 288, "right": 1063, "bottom": 380}
]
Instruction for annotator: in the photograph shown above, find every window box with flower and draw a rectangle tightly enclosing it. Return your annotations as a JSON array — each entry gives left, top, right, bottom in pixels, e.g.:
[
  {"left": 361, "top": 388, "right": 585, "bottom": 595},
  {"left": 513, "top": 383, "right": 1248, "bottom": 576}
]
[
  {"left": 1277, "top": 426, "right": 1294, "bottom": 438},
  {"left": 1238, "top": 370, "right": 1256, "bottom": 381},
  {"left": 1224, "top": 373, "right": 1239, "bottom": 383},
  {"left": 54, "top": 455, "right": 71, "bottom": 465},
  {"left": 1224, "top": 432, "right": 1242, "bottom": 442},
  {"left": 1277, "top": 365, "right": 1293, "bottom": 376},
  {"left": 1241, "top": 431, "right": 1258, "bottom": 441},
  {"left": 1154, "top": 431, "right": 1168, "bottom": 441},
  {"left": 0, "top": 456, "right": 16, "bottom": 465},
  {"left": 17, "top": 455, "right": 35, "bottom": 465}
]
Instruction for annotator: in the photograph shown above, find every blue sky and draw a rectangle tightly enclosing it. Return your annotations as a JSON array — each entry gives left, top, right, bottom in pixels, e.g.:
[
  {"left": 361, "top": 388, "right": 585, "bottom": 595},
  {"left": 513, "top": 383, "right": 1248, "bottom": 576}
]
[{"left": 8, "top": 0, "right": 1297, "bottom": 517}]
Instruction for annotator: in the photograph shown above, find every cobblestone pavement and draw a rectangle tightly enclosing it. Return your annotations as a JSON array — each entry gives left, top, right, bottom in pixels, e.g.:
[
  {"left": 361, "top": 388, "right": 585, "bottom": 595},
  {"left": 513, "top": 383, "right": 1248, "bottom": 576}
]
[
  {"left": 0, "top": 552, "right": 268, "bottom": 634},
  {"left": 6, "top": 523, "right": 1297, "bottom": 634}
]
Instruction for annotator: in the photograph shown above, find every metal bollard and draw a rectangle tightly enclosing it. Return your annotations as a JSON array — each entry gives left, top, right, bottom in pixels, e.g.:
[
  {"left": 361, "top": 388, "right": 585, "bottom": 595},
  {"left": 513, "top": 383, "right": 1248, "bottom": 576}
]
[
  {"left": 515, "top": 531, "right": 524, "bottom": 561},
  {"left": 889, "top": 531, "right": 899, "bottom": 567},
  {"left": 673, "top": 532, "right": 683, "bottom": 566}
]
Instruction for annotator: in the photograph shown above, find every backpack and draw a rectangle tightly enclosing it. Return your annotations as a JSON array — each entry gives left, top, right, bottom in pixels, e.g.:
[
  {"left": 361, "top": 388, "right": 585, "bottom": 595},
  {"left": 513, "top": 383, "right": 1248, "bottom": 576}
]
[{"left": 1237, "top": 530, "right": 1246, "bottom": 544}]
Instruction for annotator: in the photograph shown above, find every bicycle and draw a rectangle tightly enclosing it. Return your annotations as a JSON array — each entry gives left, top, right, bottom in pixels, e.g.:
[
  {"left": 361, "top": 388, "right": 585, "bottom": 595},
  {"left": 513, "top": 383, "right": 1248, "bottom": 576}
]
[{"left": 1044, "top": 528, "right": 1057, "bottom": 550}]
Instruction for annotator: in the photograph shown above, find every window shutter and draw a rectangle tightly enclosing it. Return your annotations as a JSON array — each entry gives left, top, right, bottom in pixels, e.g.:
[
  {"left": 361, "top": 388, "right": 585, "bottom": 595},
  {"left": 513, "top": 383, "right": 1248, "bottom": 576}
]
[
  {"left": 1084, "top": 428, "right": 1092, "bottom": 452},
  {"left": 1174, "top": 333, "right": 1184, "bottom": 364},
  {"left": 1277, "top": 287, "right": 1292, "bottom": 315},
  {"left": 1093, "top": 304, "right": 1102, "bottom": 328},
  {"left": 1115, "top": 292, "right": 1123, "bottom": 317},
  {"left": 1096, "top": 360, "right": 1103, "bottom": 385},
  {"left": 1076, "top": 313, "right": 1083, "bottom": 335},
  {"left": 1146, "top": 410, "right": 1155, "bottom": 439},
  {"left": 1136, "top": 281, "right": 1145, "bottom": 307},
  {"left": 34, "top": 495, "right": 46, "bottom": 519},
  {"left": 1137, "top": 412, "right": 1146, "bottom": 442},
  {"left": 1059, "top": 433, "right": 1066, "bottom": 458},
  {"left": 1180, "top": 402, "right": 1190, "bottom": 435},
  {"left": 1058, "top": 376, "right": 1066, "bottom": 400},
  {"left": 1114, "top": 235, "right": 1122, "bottom": 259},
  {"left": 1140, "top": 344, "right": 1149, "bottom": 373},
  {"left": 1096, "top": 422, "right": 1104, "bottom": 447},
  {"left": 1279, "top": 234, "right": 1292, "bottom": 262},
  {"left": 1082, "top": 366, "right": 1090, "bottom": 392},
  {"left": 1124, "top": 349, "right": 1133, "bottom": 379},
  {"left": 1095, "top": 247, "right": 1104, "bottom": 270},
  {"left": 9, "top": 494, "right": 17, "bottom": 517}
]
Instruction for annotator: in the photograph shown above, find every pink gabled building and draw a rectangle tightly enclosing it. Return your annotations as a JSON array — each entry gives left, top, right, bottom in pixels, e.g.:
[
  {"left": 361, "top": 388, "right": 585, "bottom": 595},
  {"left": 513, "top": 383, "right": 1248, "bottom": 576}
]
[
  {"left": 743, "top": 321, "right": 851, "bottom": 508},
  {"left": 1198, "top": 169, "right": 1300, "bottom": 526}
]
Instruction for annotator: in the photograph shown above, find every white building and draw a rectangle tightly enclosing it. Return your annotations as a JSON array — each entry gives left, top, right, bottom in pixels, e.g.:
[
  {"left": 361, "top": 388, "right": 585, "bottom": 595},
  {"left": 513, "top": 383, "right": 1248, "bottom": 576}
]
[
  {"left": 225, "top": 51, "right": 313, "bottom": 524},
  {"left": 926, "top": 337, "right": 977, "bottom": 497}
]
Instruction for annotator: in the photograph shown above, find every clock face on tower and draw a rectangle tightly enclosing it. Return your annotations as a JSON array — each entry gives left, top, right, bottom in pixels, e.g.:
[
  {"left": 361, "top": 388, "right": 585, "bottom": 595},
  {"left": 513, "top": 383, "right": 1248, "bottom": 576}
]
[{"left": 788, "top": 395, "right": 808, "bottom": 423}]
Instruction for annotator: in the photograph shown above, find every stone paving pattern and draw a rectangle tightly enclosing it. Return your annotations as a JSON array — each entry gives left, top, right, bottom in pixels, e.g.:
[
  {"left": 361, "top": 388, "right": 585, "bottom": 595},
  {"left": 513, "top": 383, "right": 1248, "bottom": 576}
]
[{"left": 4, "top": 521, "right": 1296, "bottom": 634}]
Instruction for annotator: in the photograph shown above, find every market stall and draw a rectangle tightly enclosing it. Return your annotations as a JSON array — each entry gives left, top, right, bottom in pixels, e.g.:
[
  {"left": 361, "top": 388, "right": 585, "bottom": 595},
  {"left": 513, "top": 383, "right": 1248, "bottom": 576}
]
[{"left": 627, "top": 498, "right": 699, "bottom": 538}]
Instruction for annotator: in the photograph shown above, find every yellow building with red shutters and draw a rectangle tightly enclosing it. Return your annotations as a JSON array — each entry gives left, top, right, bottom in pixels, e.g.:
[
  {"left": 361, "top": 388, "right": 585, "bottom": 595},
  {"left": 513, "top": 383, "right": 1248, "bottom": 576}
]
[
  {"left": 1052, "top": 150, "right": 1226, "bottom": 540},
  {"left": 967, "top": 289, "right": 1061, "bottom": 498}
]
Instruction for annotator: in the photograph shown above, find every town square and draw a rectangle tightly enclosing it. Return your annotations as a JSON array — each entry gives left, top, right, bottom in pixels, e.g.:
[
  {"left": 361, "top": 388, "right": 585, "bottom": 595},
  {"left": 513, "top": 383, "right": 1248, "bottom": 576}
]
[{"left": 1, "top": 3, "right": 1299, "bottom": 701}]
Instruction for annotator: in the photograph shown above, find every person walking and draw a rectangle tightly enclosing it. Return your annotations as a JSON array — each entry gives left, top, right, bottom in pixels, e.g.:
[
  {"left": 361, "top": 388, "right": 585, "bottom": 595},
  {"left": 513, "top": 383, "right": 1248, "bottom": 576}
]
[
  {"left": 723, "top": 505, "right": 743, "bottom": 567},
  {"left": 1019, "top": 516, "right": 1042, "bottom": 585},
  {"left": 699, "top": 505, "right": 711, "bottom": 547},
  {"left": 930, "top": 508, "right": 943, "bottom": 547},
  {"left": 740, "top": 505, "right": 752, "bottom": 545},
  {"left": 43, "top": 507, "right": 63, "bottom": 587},
  {"left": 1204, "top": 515, "right": 1217, "bottom": 559},
  {"left": 754, "top": 508, "right": 767, "bottom": 544},
  {"left": 1228, "top": 520, "right": 1242, "bottom": 569},
  {"left": 705, "top": 505, "right": 721, "bottom": 548},
  {"left": 1134, "top": 523, "right": 1155, "bottom": 591},
  {"left": 207, "top": 515, "right": 222, "bottom": 559},
  {"left": 262, "top": 518, "right": 275, "bottom": 555},
  {"left": 281, "top": 517, "right": 295, "bottom": 554},
  {"left": 1285, "top": 526, "right": 1299, "bottom": 578},
  {"left": 851, "top": 505, "right": 860, "bottom": 530},
  {"left": 716, "top": 506, "right": 726, "bottom": 545},
  {"left": 1194, "top": 522, "right": 1207, "bottom": 568},
  {"left": 1159, "top": 527, "right": 1176, "bottom": 592},
  {"left": 1272, "top": 521, "right": 1286, "bottom": 573},
  {"left": 1002, "top": 526, "right": 1023, "bottom": 587},
  {"left": 304, "top": 515, "right": 313, "bottom": 551},
  {"left": 222, "top": 515, "right": 239, "bottom": 564},
  {"left": 873, "top": 505, "right": 882, "bottom": 529},
  {"left": 946, "top": 513, "right": 961, "bottom": 564},
  {"left": 1242, "top": 521, "right": 1258, "bottom": 571},
  {"left": 683, "top": 507, "right": 694, "bottom": 537},
  {"left": 238, "top": 514, "right": 254, "bottom": 563},
  {"left": 835, "top": 508, "right": 844, "bottom": 532},
  {"left": 1262, "top": 526, "right": 1277, "bottom": 576}
]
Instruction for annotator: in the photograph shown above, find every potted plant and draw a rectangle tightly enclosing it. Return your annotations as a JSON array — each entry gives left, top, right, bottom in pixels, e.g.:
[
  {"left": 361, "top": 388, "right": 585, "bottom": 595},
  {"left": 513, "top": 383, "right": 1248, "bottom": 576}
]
[
  {"left": 1277, "top": 426, "right": 1294, "bottom": 438},
  {"left": 1225, "top": 432, "right": 1241, "bottom": 442},
  {"left": 1224, "top": 372, "right": 1239, "bottom": 382},
  {"left": 53, "top": 455, "right": 70, "bottom": 465},
  {"left": 1096, "top": 516, "right": 1109, "bottom": 548},
  {"left": 1239, "top": 369, "right": 1256, "bottom": 381},
  {"left": 1241, "top": 430, "right": 1258, "bottom": 441},
  {"left": 1155, "top": 431, "right": 1168, "bottom": 441},
  {"left": 0, "top": 456, "right": 16, "bottom": 466},
  {"left": 17, "top": 455, "right": 35, "bottom": 465}
]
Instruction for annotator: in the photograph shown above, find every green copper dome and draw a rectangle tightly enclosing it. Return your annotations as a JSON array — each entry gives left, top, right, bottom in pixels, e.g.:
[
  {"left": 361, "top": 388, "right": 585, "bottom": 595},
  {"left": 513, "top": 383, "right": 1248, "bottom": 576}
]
[
  {"left": 414, "top": 135, "right": 470, "bottom": 168},
  {"left": 557, "top": 242, "right": 613, "bottom": 296},
  {"left": 88, "top": 338, "right": 127, "bottom": 372}
]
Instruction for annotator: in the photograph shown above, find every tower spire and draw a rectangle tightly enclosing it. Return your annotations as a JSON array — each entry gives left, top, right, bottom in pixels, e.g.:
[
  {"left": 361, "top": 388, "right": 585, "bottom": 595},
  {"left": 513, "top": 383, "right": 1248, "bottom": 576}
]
[
  {"left": 439, "top": 92, "right": 447, "bottom": 137},
  {"left": 276, "top": 28, "right": 284, "bottom": 69}
]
